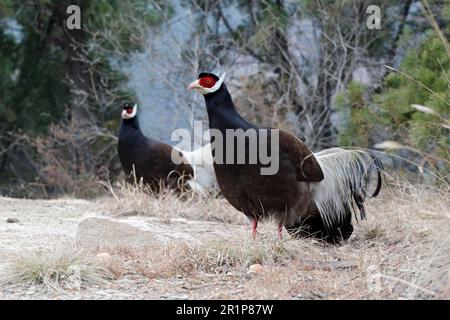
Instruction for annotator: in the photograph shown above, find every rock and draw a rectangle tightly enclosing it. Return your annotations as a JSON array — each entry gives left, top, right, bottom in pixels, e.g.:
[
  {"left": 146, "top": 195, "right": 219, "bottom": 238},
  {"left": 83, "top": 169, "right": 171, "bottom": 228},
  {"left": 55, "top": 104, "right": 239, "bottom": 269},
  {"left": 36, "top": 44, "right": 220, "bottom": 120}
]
[
  {"left": 6, "top": 218, "right": 19, "bottom": 223},
  {"left": 96, "top": 252, "right": 112, "bottom": 265},
  {"left": 75, "top": 216, "right": 238, "bottom": 250},
  {"left": 249, "top": 264, "right": 263, "bottom": 274}
]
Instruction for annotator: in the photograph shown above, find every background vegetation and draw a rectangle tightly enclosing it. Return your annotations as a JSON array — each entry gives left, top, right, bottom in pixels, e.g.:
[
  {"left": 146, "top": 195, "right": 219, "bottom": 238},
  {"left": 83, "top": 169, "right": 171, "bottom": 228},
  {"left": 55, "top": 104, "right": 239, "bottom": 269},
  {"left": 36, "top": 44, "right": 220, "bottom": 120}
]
[{"left": 0, "top": 0, "right": 448, "bottom": 197}]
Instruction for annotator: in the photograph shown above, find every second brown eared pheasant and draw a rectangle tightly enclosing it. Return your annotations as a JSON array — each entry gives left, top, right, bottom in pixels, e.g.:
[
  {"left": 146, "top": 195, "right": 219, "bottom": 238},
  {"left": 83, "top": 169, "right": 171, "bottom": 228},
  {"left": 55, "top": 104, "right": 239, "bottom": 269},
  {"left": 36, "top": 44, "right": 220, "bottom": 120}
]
[
  {"left": 118, "top": 103, "right": 217, "bottom": 195},
  {"left": 188, "top": 73, "right": 382, "bottom": 242}
]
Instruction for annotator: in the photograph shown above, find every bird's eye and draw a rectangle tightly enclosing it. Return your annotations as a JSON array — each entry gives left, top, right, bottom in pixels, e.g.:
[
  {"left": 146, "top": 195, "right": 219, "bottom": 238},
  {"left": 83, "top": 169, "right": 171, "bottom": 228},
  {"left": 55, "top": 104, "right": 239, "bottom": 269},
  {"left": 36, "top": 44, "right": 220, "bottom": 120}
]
[{"left": 200, "top": 76, "right": 216, "bottom": 88}]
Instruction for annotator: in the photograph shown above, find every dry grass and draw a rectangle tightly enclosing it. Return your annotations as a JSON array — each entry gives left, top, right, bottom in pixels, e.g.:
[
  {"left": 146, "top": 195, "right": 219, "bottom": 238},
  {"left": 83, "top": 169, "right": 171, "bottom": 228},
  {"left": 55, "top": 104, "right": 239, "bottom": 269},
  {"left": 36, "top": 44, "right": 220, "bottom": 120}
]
[
  {"left": 102, "top": 237, "right": 312, "bottom": 281},
  {"left": 0, "top": 244, "right": 114, "bottom": 291},
  {"left": 96, "top": 177, "right": 449, "bottom": 300},
  {"left": 100, "top": 180, "right": 247, "bottom": 225},
  {"left": 3, "top": 177, "right": 447, "bottom": 299}
]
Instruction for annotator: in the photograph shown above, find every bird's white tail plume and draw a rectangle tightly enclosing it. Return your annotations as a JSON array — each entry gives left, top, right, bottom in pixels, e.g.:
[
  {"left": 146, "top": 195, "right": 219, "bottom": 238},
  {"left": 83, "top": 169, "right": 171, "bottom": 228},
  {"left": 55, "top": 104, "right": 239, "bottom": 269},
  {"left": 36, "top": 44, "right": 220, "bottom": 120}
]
[
  {"left": 176, "top": 144, "right": 218, "bottom": 196},
  {"left": 311, "top": 148, "right": 383, "bottom": 232}
]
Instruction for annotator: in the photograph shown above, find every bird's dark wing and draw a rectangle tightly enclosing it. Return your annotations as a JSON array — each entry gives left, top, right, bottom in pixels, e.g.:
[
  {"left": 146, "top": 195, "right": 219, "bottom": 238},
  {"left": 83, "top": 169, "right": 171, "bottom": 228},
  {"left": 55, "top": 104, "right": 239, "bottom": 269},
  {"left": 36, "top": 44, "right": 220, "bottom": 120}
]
[{"left": 279, "top": 130, "right": 324, "bottom": 182}]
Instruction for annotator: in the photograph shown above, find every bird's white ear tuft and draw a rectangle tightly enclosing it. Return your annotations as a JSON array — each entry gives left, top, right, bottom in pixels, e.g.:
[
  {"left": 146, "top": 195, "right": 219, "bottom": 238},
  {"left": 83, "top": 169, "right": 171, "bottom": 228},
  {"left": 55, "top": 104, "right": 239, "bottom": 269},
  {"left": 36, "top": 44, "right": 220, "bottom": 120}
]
[
  {"left": 213, "top": 72, "right": 226, "bottom": 90},
  {"left": 218, "top": 72, "right": 226, "bottom": 83}
]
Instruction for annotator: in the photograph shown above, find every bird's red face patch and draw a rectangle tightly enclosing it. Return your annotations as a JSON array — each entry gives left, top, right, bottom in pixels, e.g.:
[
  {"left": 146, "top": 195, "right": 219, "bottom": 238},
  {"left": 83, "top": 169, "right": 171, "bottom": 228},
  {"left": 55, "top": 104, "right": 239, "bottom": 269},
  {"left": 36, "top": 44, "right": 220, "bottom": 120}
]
[
  {"left": 123, "top": 105, "right": 134, "bottom": 114},
  {"left": 198, "top": 76, "right": 217, "bottom": 88}
]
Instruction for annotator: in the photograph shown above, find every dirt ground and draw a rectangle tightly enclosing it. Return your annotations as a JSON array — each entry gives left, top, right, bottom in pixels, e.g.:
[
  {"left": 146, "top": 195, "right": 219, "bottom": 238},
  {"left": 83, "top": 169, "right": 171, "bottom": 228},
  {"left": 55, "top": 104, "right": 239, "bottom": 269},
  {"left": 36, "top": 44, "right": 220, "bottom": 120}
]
[{"left": 0, "top": 186, "right": 449, "bottom": 300}]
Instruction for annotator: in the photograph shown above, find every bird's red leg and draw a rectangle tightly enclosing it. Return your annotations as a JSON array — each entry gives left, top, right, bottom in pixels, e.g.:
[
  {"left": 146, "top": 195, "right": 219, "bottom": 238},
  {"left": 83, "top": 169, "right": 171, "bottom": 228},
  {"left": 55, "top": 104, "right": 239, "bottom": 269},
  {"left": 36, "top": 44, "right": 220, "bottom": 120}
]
[
  {"left": 251, "top": 218, "right": 258, "bottom": 239},
  {"left": 278, "top": 223, "right": 283, "bottom": 240}
]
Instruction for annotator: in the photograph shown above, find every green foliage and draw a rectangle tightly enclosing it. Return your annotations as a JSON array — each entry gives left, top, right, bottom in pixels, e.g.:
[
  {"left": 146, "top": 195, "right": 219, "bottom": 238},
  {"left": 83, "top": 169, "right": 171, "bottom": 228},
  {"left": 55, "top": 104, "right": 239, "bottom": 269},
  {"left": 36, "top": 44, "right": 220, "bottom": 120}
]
[
  {"left": 377, "top": 37, "right": 449, "bottom": 157},
  {"left": 335, "top": 82, "right": 385, "bottom": 147},
  {"left": 0, "top": 0, "right": 168, "bottom": 137},
  {"left": 0, "top": 1, "right": 69, "bottom": 136},
  {"left": 84, "top": 0, "right": 171, "bottom": 52},
  {"left": 338, "top": 36, "right": 450, "bottom": 164}
]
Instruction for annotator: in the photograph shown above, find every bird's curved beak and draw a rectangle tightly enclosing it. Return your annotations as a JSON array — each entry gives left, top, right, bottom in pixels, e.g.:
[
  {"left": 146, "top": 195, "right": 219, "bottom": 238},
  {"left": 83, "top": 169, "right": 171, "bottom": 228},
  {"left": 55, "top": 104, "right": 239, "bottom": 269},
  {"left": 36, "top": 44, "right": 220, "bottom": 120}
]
[{"left": 187, "top": 80, "right": 201, "bottom": 91}]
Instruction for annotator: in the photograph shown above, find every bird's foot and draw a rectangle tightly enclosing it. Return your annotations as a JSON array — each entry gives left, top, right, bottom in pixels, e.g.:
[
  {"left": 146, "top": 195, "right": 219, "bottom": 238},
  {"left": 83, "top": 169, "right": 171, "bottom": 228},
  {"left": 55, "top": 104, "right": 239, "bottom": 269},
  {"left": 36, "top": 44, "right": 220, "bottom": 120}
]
[
  {"left": 251, "top": 218, "right": 258, "bottom": 240},
  {"left": 278, "top": 223, "right": 283, "bottom": 240}
]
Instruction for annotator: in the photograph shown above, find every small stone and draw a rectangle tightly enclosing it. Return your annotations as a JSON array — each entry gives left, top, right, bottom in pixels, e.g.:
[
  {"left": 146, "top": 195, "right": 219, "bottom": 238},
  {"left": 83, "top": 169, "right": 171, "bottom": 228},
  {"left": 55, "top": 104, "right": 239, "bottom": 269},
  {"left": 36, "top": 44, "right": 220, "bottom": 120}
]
[
  {"left": 242, "top": 274, "right": 252, "bottom": 280},
  {"left": 249, "top": 263, "right": 263, "bottom": 274},
  {"left": 96, "top": 252, "right": 112, "bottom": 265},
  {"left": 6, "top": 218, "right": 19, "bottom": 223}
]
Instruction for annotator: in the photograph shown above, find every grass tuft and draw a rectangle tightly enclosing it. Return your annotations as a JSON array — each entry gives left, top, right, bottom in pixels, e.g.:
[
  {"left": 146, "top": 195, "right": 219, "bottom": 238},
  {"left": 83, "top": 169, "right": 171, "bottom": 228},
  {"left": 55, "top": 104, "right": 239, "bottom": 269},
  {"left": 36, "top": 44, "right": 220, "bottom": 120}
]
[{"left": 0, "top": 244, "right": 114, "bottom": 291}]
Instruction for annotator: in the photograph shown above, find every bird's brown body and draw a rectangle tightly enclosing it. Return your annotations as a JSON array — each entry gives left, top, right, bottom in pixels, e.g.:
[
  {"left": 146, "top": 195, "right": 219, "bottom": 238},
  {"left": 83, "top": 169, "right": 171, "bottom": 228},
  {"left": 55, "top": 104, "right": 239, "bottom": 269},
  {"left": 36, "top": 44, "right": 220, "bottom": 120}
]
[
  {"left": 118, "top": 105, "right": 194, "bottom": 193},
  {"left": 212, "top": 130, "right": 323, "bottom": 227},
  {"left": 201, "top": 81, "right": 324, "bottom": 236}
]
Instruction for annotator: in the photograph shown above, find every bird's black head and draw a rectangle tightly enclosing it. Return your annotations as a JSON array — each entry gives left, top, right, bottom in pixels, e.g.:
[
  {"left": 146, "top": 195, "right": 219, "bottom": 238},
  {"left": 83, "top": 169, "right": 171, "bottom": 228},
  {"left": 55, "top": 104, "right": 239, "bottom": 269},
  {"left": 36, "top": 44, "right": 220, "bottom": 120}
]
[
  {"left": 187, "top": 72, "right": 226, "bottom": 95},
  {"left": 121, "top": 103, "right": 138, "bottom": 120}
]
